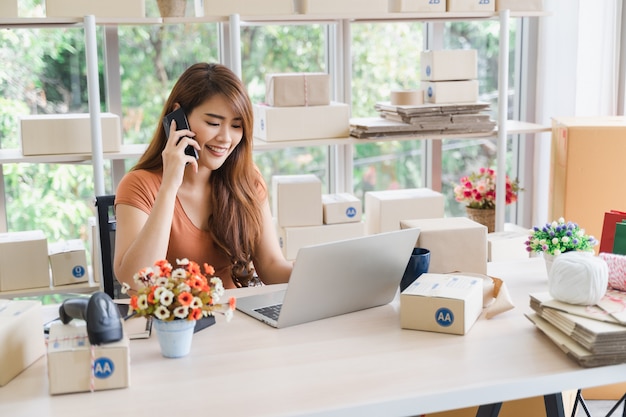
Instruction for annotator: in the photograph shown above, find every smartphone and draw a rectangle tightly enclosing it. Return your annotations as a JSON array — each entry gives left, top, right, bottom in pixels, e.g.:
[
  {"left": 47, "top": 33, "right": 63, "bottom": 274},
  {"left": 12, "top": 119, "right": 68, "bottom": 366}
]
[{"left": 162, "top": 107, "right": 199, "bottom": 160}]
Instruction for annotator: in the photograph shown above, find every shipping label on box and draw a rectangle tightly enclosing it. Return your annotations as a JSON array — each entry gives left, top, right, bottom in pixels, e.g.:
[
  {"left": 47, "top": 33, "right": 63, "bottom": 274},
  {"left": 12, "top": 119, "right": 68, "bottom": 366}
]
[
  {"left": 20, "top": 113, "right": 122, "bottom": 156},
  {"left": 49, "top": 240, "right": 89, "bottom": 286},
  {"left": 389, "top": 0, "right": 446, "bottom": 12},
  {"left": 205, "top": 0, "right": 296, "bottom": 15},
  {"left": 272, "top": 174, "right": 323, "bottom": 228},
  {"left": 0, "top": 300, "right": 46, "bottom": 386},
  {"left": 47, "top": 321, "right": 130, "bottom": 395},
  {"left": 277, "top": 222, "right": 365, "bottom": 260},
  {"left": 400, "top": 273, "right": 483, "bottom": 335},
  {"left": 322, "top": 193, "right": 362, "bottom": 224},
  {"left": 447, "top": 0, "right": 495, "bottom": 12},
  {"left": 423, "top": 80, "right": 479, "bottom": 104},
  {"left": 254, "top": 102, "right": 350, "bottom": 142},
  {"left": 46, "top": 0, "right": 145, "bottom": 18},
  {"left": 0, "top": 230, "right": 50, "bottom": 292},
  {"left": 265, "top": 73, "right": 330, "bottom": 107},
  {"left": 365, "top": 188, "right": 445, "bottom": 234},
  {"left": 400, "top": 217, "right": 488, "bottom": 275},
  {"left": 421, "top": 49, "right": 478, "bottom": 81}
]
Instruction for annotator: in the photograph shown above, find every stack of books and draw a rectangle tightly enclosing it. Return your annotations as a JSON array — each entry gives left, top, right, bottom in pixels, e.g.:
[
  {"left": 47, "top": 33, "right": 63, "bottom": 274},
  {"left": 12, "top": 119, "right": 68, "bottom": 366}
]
[
  {"left": 525, "top": 290, "right": 626, "bottom": 367},
  {"left": 349, "top": 102, "right": 496, "bottom": 139}
]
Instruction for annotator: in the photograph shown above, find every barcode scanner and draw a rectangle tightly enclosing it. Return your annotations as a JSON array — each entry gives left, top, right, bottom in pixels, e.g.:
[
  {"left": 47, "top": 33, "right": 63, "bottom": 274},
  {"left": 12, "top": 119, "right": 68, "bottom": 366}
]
[{"left": 58, "top": 292, "right": 123, "bottom": 345}]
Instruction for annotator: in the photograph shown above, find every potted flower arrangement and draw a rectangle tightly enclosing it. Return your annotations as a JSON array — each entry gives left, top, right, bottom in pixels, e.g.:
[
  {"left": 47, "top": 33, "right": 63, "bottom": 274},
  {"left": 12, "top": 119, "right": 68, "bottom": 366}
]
[
  {"left": 524, "top": 217, "right": 598, "bottom": 273},
  {"left": 453, "top": 167, "right": 521, "bottom": 232},
  {"left": 122, "top": 258, "right": 236, "bottom": 358}
]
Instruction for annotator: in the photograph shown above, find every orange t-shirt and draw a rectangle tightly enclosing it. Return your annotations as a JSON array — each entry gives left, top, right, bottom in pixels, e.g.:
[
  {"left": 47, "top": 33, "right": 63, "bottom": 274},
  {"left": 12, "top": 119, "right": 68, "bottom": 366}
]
[{"left": 115, "top": 169, "right": 252, "bottom": 288}]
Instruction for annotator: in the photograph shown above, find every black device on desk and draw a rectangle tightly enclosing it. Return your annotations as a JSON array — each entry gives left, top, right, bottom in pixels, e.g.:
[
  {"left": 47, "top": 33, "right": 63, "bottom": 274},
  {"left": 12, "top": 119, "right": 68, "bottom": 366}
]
[
  {"left": 163, "top": 107, "right": 199, "bottom": 160},
  {"left": 58, "top": 291, "right": 123, "bottom": 345}
]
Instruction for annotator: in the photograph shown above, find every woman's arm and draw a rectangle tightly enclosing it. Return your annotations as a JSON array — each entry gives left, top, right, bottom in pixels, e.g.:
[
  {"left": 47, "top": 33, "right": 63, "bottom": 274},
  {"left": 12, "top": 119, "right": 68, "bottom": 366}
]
[{"left": 251, "top": 199, "right": 293, "bottom": 285}]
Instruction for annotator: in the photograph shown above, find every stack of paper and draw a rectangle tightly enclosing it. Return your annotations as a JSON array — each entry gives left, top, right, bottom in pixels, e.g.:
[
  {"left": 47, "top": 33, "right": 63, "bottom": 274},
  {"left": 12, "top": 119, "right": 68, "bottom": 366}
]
[
  {"left": 526, "top": 291, "right": 626, "bottom": 367},
  {"left": 349, "top": 102, "right": 496, "bottom": 139}
]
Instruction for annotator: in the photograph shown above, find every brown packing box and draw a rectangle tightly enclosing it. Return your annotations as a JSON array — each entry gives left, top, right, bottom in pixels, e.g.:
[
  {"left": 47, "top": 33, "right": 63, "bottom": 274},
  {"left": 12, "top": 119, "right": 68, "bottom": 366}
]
[
  {"left": 495, "top": 0, "right": 543, "bottom": 11},
  {"left": 277, "top": 221, "right": 365, "bottom": 261},
  {"left": 0, "top": 1, "right": 17, "bottom": 17},
  {"left": 0, "top": 230, "right": 50, "bottom": 292},
  {"left": 20, "top": 113, "right": 122, "bottom": 156},
  {"left": 0, "top": 300, "right": 46, "bottom": 386},
  {"left": 45, "top": 0, "right": 145, "bottom": 18},
  {"left": 265, "top": 73, "right": 330, "bottom": 107},
  {"left": 447, "top": 0, "right": 495, "bottom": 12},
  {"left": 47, "top": 321, "right": 130, "bottom": 395},
  {"left": 400, "top": 273, "right": 483, "bottom": 335},
  {"left": 204, "top": 0, "right": 296, "bottom": 15},
  {"left": 49, "top": 239, "right": 89, "bottom": 286},
  {"left": 322, "top": 193, "right": 362, "bottom": 224},
  {"left": 298, "top": 0, "right": 387, "bottom": 13},
  {"left": 400, "top": 217, "right": 488, "bottom": 275},
  {"left": 389, "top": 0, "right": 446, "bottom": 12},
  {"left": 549, "top": 117, "right": 626, "bottom": 246},
  {"left": 272, "top": 174, "right": 323, "bottom": 228}
]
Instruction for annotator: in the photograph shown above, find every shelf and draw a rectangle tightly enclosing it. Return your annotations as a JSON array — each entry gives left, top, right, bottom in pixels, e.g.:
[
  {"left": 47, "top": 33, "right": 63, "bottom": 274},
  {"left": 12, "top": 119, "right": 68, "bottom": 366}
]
[
  {"left": 0, "top": 10, "right": 549, "bottom": 29},
  {"left": 0, "top": 144, "right": 146, "bottom": 164},
  {"left": 0, "top": 281, "right": 100, "bottom": 299}
]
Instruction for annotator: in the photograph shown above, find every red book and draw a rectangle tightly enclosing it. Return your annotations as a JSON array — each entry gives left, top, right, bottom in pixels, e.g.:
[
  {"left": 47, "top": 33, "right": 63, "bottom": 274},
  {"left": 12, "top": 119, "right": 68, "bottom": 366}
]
[{"left": 600, "top": 210, "right": 626, "bottom": 253}]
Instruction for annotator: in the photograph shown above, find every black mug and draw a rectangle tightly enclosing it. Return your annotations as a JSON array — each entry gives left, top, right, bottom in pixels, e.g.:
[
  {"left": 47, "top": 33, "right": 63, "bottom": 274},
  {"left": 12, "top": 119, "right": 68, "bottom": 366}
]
[{"left": 400, "top": 248, "right": 430, "bottom": 292}]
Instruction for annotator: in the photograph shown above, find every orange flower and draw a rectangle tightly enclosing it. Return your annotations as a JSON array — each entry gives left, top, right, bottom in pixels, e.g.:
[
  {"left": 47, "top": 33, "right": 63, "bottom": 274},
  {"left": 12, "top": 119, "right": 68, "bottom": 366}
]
[
  {"left": 130, "top": 295, "right": 138, "bottom": 310},
  {"left": 204, "top": 263, "right": 215, "bottom": 276},
  {"left": 189, "top": 308, "right": 203, "bottom": 321},
  {"left": 177, "top": 291, "right": 193, "bottom": 306},
  {"left": 229, "top": 297, "right": 236, "bottom": 310}
]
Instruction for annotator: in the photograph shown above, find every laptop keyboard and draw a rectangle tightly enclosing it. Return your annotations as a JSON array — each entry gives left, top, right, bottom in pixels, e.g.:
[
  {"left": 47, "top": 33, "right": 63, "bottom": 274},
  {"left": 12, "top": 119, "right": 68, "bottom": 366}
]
[{"left": 255, "top": 304, "right": 282, "bottom": 321}]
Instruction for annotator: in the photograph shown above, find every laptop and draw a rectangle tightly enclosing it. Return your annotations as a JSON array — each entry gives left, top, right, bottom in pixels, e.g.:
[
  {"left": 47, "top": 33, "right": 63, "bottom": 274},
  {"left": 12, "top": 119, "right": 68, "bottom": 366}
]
[{"left": 236, "top": 227, "right": 420, "bottom": 328}]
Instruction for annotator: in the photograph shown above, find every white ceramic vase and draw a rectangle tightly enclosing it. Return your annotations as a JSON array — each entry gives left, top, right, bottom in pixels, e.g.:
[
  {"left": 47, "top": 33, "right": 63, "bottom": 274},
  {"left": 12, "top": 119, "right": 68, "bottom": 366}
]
[{"left": 153, "top": 319, "right": 195, "bottom": 358}]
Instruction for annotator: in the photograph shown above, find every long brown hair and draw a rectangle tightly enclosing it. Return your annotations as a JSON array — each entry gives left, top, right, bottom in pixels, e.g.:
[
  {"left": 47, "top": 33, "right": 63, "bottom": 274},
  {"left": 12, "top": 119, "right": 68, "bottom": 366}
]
[{"left": 133, "top": 63, "right": 263, "bottom": 286}]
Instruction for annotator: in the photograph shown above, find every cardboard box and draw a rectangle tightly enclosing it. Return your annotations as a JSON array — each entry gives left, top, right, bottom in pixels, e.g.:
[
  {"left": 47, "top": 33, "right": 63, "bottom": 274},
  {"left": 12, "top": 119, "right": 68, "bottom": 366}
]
[
  {"left": 253, "top": 102, "right": 350, "bottom": 142},
  {"left": 549, "top": 117, "right": 626, "bottom": 246},
  {"left": 298, "top": 0, "right": 387, "bottom": 14},
  {"left": 0, "top": 230, "right": 50, "bottom": 292},
  {"left": 0, "top": 300, "right": 46, "bottom": 386},
  {"left": 265, "top": 73, "right": 330, "bottom": 107},
  {"left": 447, "top": 0, "right": 495, "bottom": 12},
  {"left": 277, "top": 222, "right": 366, "bottom": 260},
  {"left": 322, "top": 193, "right": 362, "bottom": 224},
  {"left": 45, "top": 0, "right": 145, "bottom": 18},
  {"left": 421, "top": 50, "right": 478, "bottom": 81},
  {"left": 400, "top": 217, "right": 488, "bottom": 275},
  {"left": 495, "top": 0, "right": 543, "bottom": 11},
  {"left": 20, "top": 113, "right": 122, "bottom": 156},
  {"left": 400, "top": 273, "right": 483, "bottom": 335},
  {"left": 47, "top": 321, "right": 130, "bottom": 395},
  {"left": 487, "top": 230, "right": 530, "bottom": 262},
  {"left": 0, "top": 1, "right": 18, "bottom": 17},
  {"left": 365, "top": 188, "right": 445, "bottom": 235},
  {"left": 204, "top": 0, "right": 295, "bottom": 15},
  {"left": 389, "top": 0, "right": 446, "bottom": 12},
  {"left": 423, "top": 80, "right": 479, "bottom": 104},
  {"left": 49, "top": 240, "right": 89, "bottom": 286},
  {"left": 272, "top": 174, "right": 323, "bottom": 227}
]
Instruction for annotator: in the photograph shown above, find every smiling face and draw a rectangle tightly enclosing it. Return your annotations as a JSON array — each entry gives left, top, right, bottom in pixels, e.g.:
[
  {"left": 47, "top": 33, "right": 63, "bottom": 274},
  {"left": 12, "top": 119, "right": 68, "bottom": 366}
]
[{"left": 186, "top": 94, "right": 244, "bottom": 171}]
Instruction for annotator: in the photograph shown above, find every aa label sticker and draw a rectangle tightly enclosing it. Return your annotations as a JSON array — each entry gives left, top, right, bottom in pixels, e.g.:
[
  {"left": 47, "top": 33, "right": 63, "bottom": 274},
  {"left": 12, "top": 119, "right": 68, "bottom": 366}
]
[
  {"left": 435, "top": 307, "right": 454, "bottom": 327},
  {"left": 94, "top": 357, "right": 115, "bottom": 379}
]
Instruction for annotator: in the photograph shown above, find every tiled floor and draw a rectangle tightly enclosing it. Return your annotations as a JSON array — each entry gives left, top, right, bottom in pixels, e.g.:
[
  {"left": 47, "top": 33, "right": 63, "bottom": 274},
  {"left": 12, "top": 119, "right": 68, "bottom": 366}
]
[{"left": 574, "top": 399, "right": 625, "bottom": 416}]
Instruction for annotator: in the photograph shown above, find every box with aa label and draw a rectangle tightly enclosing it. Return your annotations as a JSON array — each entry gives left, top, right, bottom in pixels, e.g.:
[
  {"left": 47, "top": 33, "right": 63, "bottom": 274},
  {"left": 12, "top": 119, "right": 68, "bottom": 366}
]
[
  {"left": 253, "top": 102, "right": 350, "bottom": 142},
  {"left": 495, "top": 0, "right": 543, "bottom": 11},
  {"left": 389, "top": 0, "right": 445, "bottom": 12},
  {"left": 46, "top": 0, "right": 145, "bottom": 17},
  {"left": 421, "top": 50, "right": 477, "bottom": 81},
  {"left": 447, "top": 0, "right": 495, "bottom": 12},
  {"left": 400, "top": 273, "right": 483, "bottom": 335},
  {"left": 365, "top": 188, "right": 444, "bottom": 235},
  {"left": 423, "top": 80, "right": 479, "bottom": 104},
  {"left": 0, "top": 230, "right": 50, "bottom": 292},
  {"left": 272, "top": 174, "right": 323, "bottom": 228},
  {"left": 277, "top": 222, "right": 365, "bottom": 261},
  {"left": 49, "top": 240, "right": 89, "bottom": 286},
  {"left": 322, "top": 193, "right": 362, "bottom": 224},
  {"left": 0, "top": 300, "right": 46, "bottom": 386},
  {"left": 20, "top": 113, "right": 121, "bottom": 156},
  {"left": 47, "top": 321, "right": 130, "bottom": 395}
]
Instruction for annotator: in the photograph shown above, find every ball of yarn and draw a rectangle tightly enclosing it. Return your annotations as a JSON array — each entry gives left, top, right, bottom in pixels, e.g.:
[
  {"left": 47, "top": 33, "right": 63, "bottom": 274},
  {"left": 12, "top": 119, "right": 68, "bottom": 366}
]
[{"left": 548, "top": 251, "right": 608, "bottom": 305}]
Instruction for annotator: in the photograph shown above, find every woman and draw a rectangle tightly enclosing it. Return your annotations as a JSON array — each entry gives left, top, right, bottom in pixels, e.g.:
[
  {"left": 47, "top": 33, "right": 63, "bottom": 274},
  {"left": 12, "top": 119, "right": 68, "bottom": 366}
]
[{"left": 114, "top": 62, "right": 292, "bottom": 289}]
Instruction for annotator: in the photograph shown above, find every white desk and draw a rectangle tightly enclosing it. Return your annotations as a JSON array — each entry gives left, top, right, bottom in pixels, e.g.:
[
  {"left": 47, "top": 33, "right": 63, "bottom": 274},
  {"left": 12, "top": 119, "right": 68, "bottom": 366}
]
[{"left": 1, "top": 258, "right": 625, "bottom": 417}]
